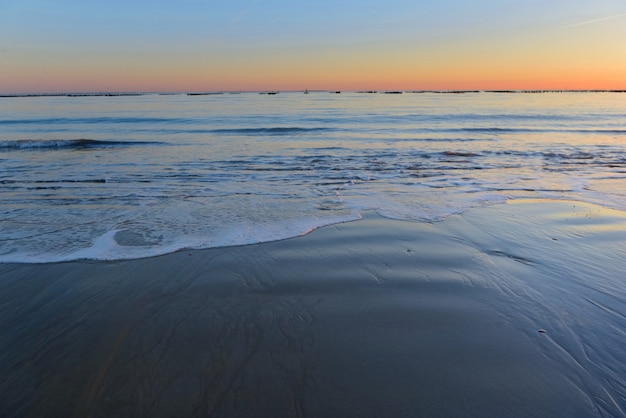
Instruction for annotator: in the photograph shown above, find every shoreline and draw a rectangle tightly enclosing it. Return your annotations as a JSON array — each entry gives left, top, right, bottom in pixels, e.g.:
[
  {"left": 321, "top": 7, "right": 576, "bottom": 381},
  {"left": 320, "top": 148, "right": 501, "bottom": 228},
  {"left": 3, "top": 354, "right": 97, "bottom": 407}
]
[
  {"left": 1, "top": 199, "right": 625, "bottom": 417},
  {"left": 6, "top": 196, "right": 626, "bottom": 265}
]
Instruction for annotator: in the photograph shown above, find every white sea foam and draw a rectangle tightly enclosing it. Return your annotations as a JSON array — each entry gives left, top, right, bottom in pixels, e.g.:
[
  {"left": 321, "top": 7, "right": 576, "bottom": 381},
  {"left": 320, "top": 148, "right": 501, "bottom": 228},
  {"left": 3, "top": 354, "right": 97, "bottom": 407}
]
[{"left": 1, "top": 91, "right": 625, "bottom": 263}]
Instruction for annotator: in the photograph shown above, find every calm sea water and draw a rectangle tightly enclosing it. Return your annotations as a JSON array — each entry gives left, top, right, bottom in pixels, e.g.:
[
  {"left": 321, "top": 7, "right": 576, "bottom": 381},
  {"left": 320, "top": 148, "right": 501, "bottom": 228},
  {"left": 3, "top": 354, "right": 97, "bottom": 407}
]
[{"left": 1, "top": 91, "right": 625, "bottom": 263}]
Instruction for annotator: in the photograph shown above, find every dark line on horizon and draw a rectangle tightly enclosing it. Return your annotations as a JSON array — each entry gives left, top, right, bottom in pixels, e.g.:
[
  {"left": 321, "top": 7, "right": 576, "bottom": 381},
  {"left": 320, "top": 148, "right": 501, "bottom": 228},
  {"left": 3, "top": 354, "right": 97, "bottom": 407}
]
[{"left": 2, "top": 90, "right": 626, "bottom": 98}]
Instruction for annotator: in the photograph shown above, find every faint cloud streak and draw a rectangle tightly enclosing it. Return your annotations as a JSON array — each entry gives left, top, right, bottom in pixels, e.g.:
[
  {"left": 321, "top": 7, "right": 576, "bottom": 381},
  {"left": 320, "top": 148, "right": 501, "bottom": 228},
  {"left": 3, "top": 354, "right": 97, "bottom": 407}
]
[{"left": 560, "top": 13, "right": 626, "bottom": 29}]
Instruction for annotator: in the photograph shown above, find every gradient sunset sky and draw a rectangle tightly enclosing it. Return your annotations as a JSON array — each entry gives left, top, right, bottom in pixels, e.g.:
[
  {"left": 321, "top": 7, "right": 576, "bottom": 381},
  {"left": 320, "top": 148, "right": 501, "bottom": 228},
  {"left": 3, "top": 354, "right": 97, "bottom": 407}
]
[{"left": 2, "top": 0, "right": 625, "bottom": 93}]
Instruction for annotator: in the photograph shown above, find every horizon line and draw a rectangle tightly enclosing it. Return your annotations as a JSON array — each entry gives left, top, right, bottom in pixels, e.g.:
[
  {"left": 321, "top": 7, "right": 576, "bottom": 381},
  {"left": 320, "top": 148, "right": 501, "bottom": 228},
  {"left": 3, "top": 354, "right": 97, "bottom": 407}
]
[{"left": 2, "top": 89, "right": 626, "bottom": 98}]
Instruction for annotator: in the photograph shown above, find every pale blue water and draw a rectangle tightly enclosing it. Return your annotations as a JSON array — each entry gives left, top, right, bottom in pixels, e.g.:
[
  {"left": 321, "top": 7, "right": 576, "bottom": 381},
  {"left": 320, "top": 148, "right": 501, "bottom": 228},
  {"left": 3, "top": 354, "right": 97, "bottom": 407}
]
[{"left": 1, "top": 91, "right": 625, "bottom": 262}]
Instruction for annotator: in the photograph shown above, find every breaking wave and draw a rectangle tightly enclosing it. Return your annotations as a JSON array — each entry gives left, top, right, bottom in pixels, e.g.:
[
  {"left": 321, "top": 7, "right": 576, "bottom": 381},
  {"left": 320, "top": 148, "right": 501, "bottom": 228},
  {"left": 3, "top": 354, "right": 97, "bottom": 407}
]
[{"left": 0, "top": 139, "right": 165, "bottom": 150}]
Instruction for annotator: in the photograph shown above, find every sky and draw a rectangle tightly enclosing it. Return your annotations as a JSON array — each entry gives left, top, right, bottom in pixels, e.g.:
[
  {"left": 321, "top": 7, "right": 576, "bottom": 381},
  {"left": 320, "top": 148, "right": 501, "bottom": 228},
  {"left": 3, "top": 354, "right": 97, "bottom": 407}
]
[{"left": 1, "top": 0, "right": 625, "bottom": 93}]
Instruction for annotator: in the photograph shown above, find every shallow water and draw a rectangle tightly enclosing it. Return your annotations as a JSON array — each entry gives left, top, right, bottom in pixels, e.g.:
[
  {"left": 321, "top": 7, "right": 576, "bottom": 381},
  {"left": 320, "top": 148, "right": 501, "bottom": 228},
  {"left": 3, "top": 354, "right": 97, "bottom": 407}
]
[{"left": 1, "top": 91, "right": 625, "bottom": 262}]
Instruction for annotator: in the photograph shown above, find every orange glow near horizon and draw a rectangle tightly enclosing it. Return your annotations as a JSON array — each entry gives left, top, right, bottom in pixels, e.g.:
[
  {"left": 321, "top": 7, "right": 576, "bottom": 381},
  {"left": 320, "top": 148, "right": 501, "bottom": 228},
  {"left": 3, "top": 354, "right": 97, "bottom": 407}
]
[
  {"left": 3, "top": 57, "right": 624, "bottom": 95},
  {"left": 2, "top": 49, "right": 624, "bottom": 94},
  {"left": 3, "top": 38, "right": 625, "bottom": 94}
]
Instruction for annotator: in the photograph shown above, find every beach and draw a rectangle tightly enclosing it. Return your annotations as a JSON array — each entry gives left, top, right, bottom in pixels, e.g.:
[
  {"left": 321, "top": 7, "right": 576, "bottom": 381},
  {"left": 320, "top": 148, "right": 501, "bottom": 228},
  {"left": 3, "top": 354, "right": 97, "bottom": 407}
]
[{"left": 1, "top": 199, "right": 625, "bottom": 417}]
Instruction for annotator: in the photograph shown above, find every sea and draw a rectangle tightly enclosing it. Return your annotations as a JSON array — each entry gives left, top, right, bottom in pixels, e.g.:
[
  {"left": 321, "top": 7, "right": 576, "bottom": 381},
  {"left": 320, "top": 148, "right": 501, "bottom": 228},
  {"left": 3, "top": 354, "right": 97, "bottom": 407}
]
[{"left": 1, "top": 91, "right": 625, "bottom": 263}]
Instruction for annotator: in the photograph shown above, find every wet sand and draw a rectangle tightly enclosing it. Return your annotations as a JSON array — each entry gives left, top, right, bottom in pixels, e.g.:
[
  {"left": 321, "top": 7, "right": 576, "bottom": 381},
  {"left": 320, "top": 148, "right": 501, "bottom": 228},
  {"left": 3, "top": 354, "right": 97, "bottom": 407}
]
[{"left": 1, "top": 200, "right": 625, "bottom": 417}]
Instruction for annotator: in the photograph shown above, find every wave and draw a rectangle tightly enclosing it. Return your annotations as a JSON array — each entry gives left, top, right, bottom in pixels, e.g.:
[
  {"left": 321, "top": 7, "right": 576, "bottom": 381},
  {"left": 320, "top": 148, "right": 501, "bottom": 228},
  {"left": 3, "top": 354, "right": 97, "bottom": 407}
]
[
  {"left": 447, "top": 127, "right": 626, "bottom": 135},
  {"left": 0, "top": 117, "right": 194, "bottom": 125},
  {"left": 209, "top": 127, "right": 330, "bottom": 135},
  {"left": 1, "top": 178, "right": 109, "bottom": 186},
  {"left": 584, "top": 129, "right": 626, "bottom": 135},
  {"left": 441, "top": 151, "right": 480, "bottom": 157},
  {"left": 0, "top": 139, "right": 164, "bottom": 150}
]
